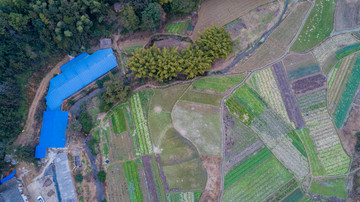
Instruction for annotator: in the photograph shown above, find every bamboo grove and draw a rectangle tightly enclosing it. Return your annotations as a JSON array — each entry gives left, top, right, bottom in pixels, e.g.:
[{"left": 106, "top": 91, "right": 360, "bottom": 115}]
[{"left": 128, "top": 26, "right": 234, "bottom": 82}]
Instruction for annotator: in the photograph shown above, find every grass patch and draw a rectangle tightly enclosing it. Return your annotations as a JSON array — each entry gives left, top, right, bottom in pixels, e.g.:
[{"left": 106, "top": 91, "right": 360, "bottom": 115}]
[
  {"left": 123, "top": 45, "right": 143, "bottom": 54},
  {"left": 328, "top": 61, "right": 341, "bottom": 89},
  {"left": 290, "top": 0, "right": 336, "bottom": 52},
  {"left": 287, "top": 130, "right": 307, "bottom": 157},
  {"left": 180, "top": 90, "right": 223, "bottom": 106},
  {"left": 148, "top": 111, "right": 172, "bottom": 146},
  {"left": 111, "top": 105, "right": 127, "bottom": 134},
  {"left": 162, "top": 158, "right": 206, "bottom": 191},
  {"left": 192, "top": 74, "right": 247, "bottom": 92},
  {"left": 150, "top": 84, "right": 189, "bottom": 113},
  {"left": 310, "top": 178, "right": 347, "bottom": 199},
  {"left": 166, "top": 20, "right": 190, "bottom": 34}
]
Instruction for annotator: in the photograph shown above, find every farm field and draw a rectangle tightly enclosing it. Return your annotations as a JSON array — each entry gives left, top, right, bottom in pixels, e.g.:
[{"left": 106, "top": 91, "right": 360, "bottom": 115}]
[
  {"left": 310, "top": 178, "right": 347, "bottom": 199},
  {"left": 328, "top": 54, "right": 356, "bottom": 113},
  {"left": 283, "top": 188, "right": 310, "bottom": 202},
  {"left": 179, "top": 89, "right": 223, "bottom": 106},
  {"left": 287, "top": 64, "right": 321, "bottom": 81},
  {"left": 122, "top": 45, "right": 143, "bottom": 54},
  {"left": 336, "top": 43, "right": 360, "bottom": 60},
  {"left": 192, "top": 74, "right": 247, "bottom": 92},
  {"left": 222, "top": 156, "right": 292, "bottom": 201},
  {"left": 166, "top": 20, "right": 190, "bottom": 35},
  {"left": 334, "top": 55, "right": 360, "bottom": 128},
  {"left": 334, "top": 0, "right": 360, "bottom": 32},
  {"left": 290, "top": 73, "right": 327, "bottom": 96},
  {"left": 312, "top": 33, "right": 358, "bottom": 72},
  {"left": 142, "top": 155, "right": 167, "bottom": 201},
  {"left": 290, "top": 0, "right": 336, "bottom": 52},
  {"left": 111, "top": 104, "right": 127, "bottom": 134},
  {"left": 283, "top": 52, "right": 317, "bottom": 72},
  {"left": 122, "top": 160, "right": 144, "bottom": 202},
  {"left": 172, "top": 101, "right": 222, "bottom": 156},
  {"left": 106, "top": 163, "right": 131, "bottom": 202},
  {"left": 223, "top": 109, "right": 264, "bottom": 174},
  {"left": 248, "top": 67, "right": 292, "bottom": 125},
  {"left": 191, "top": 0, "right": 274, "bottom": 39}
]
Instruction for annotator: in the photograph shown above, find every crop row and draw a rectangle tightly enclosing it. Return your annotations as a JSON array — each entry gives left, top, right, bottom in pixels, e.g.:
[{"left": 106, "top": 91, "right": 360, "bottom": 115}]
[
  {"left": 251, "top": 108, "right": 293, "bottom": 148},
  {"left": 111, "top": 105, "right": 127, "bottom": 134},
  {"left": 297, "top": 90, "right": 326, "bottom": 114},
  {"left": 283, "top": 188, "right": 305, "bottom": 202},
  {"left": 131, "top": 93, "right": 153, "bottom": 155},
  {"left": 222, "top": 157, "right": 292, "bottom": 201},
  {"left": 192, "top": 74, "right": 247, "bottom": 92},
  {"left": 273, "top": 137, "right": 309, "bottom": 179},
  {"left": 287, "top": 131, "right": 307, "bottom": 157},
  {"left": 336, "top": 43, "right": 360, "bottom": 60},
  {"left": 328, "top": 61, "right": 342, "bottom": 89},
  {"left": 273, "top": 62, "right": 305, "bottom": 128},
  {"left": 296, "top": 129, "right": 325, "bottom": 176},
  {"left": 224, "top": 148, "right": 272, "bottom": 189},
  {"left": 291, "top": 73, "right": 327, "bottom": 95},
  {"left": 166, "top": 192, "right": 194, "bottom": 202},
  {"left": 287, "top": 64, "right": 321, "bottom": 80},
  {"left": 122, "top": 160, "right": 144, "bottom": 202},
  {"left": 264, "top": 178, "right": 298, "bottom": 202},
  {"left": 334, "top": 55, "right": 360, "bottom": 128},
  {"left": 142, "top": 156, "right": 159, "bottom": 202},
  {"left": 225, "top": 84, "right": 265, "bottom": 125},
  {"left": 318, "top": 144, "right": 350, "bottom": 175},
  {"left": 249, "top": 67, "right": 292, "bottom": 126}
]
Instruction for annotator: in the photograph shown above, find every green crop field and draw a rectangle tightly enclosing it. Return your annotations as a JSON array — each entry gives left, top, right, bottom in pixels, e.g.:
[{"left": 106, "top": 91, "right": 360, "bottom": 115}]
[
  {"left": 122, "top": 160, "right": 144, "bottom": 202},
  {"left": 328, "top": 61, "right": 341, "bottom": 89},
  {"left": 166, "top": 20, "right": 190, "bottom": 34},
  {"left": 265, "top": 178, "right": 298, "bottom": 201},
  {"left": 336, "top": 43, "right": 360, "bottom": 60},
  {"left": 225, "top": 84, "right": 265, "bottom": 125},
  {"left": 192, "top": 74, "right": 247, "bottom": 92},
  {"left": 334, "top": 55, "right": 360, "bottom": 128},
  {"left": 310, "top": 178, "right": 347, "bottom": 199},
  {"left": 291, "top": 0, "right": 336, "bottom": 52},
  {"left": 296, "top": 129, "right": 325, "bottom": 176},
  {"left": 180, "top": 89, "right": 223, "bottom": 106},
  {"left": 123, "top": 45, "right": 143, "bottom": 54},
  {"left": 318, "top": 144, "right": 350, "bottom": 175},
  {"left": 222, "top": 156, "right": 292, "bottom": 201},
  {"left": 224, "top": 148, "right": 272, "bottom": 189},
  {"left": 111, "top": 105, "right": 127, "bottom": 134},
  {"left": 287, "top": 130, "right": 307, "bottom": 157}
]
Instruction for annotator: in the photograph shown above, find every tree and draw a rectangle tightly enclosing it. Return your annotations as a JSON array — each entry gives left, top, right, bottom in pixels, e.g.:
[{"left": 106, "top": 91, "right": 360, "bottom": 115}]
[
  {"left": 75, "top": 174, "right": 83, "bottom": 183},
  {"left": 170, "top": 0, "right": 197, "bottom": 16},
  {"left": 69, "top": 119, "right": 82, "bottom": 132},
  {"left": 181, "top": 45, "right": 212, "bottom": 79},
  {"left": 97, "top": 170, "right": 106, "bottom": 182},
  {"left": 141, "top": 3, "right": 161, "bottom": 32},
  {"left": 102, "top": 74, "right": 130, "bottom": 104},
  {"left": 156, "top": 0, "right": 172, "bottom": 5},
  {"left": 131, "top": 0, "right": 151, "bottom": 14},
  {"left": 195, "top": 25, "right": 234, "bottom": 62},
  {"left": 120, "top": 3, "right": 140, "bottom": 33},
  {"left": 79, "top": 111, "right": 93, "bottom": 133}
]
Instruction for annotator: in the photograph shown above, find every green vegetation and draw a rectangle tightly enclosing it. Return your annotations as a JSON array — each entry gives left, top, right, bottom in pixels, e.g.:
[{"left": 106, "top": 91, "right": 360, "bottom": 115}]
[
  {"left": 297, "top": 129, "right": 325, "bottom": 176},
  {"left": 223, "top": 157, "right": 292, "bottom": 201},
  {"left": 166, "top": 20, "right": 190, "bottom": 34},
  {"left": 123, "top": 45, "right": 143, "bottom": 54},
  {"left": 287, "top": 64, "right": 321, "bottom": 80},
  {"left": 194, "top": 190, "right": 202, "bottom": 202},
  {"left": 102, "top": 74, "right": 130, "bottom": 105},
  {"left": 128, "top": 26, "right": 233, "bottom": 82},
  {"left": 265, "top": 178, "right": 298, "bottom": 201},
  {"left": 336, "top": 43, "right": 360, "bottom": 60},
  {"left": 192, "top": 74, "right": 247, "bottom": 92},
  {"left": 291, "top": 0, "right": 336, "bottom": 52},
  {"left": 225, "top": 84, "right": 265, "bottom": 125},
  {"left": 287, "top": 131, "right": 307, "bottom": 157},
  {"left": 310, "top": 178, "right": 347, "bottom": 199},
  {"left": 97, "top": 170, "right": 107, "bottom": 183},
  {"left": 318, "top": 144, "right": 350, "bottom": 175},
  {"left": 89, "top": 138, "right": 100, "bottom": 156},
  {"left": 111, "top": 105, "right": 127, "bottom": 134},
  {"left": 334, "top": 55, "right": 360, "bottom": 128},
  {"left": 180, "top": 90, "right": 223, "bottom": 106},
  {"left": 283, "top": 189, "right": 305, "bottom": 202},
  {"left": 123, "top": 160, "right": 143, "bottom": 202},
  {"left": 75, "top": 174, "right": 83, "bottom": 183},
  {"left": 224, "top": 148, "right": 272, "bottom": 189},
  {"left": 328, "top": 61, "right": 342, "bottom": 89},
  {"left": 307, "top": 102, "right": 326, "bottom": 112},
  {"left": 79, "top": 111, "right": 93, "bottom": 133}
]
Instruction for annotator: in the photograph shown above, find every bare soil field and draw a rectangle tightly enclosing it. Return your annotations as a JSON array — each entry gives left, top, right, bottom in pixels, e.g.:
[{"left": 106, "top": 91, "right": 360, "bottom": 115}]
[
  {"left": 226, "top": 1, "right": 283, "bottom": 52},
  {"left": 231, "top": 1, "right": 311, "bottom": 73},
  {"left": 282, "top": 52, "right": 317, "bottom": 72},
  {"left": 334, "top": 0, "right": 360, "bottom": 32},
  {"left": 290, "top": 73, "right": 327, "bottom": 96},
  {"left": 339, "top": 105, "right": 360, "bottom": 156},
  {"left": 192, "top": 0, "right": 274, "bottom": 40},
  {"left": 199, "top": 156, "right": 222, "bottom": 202}
]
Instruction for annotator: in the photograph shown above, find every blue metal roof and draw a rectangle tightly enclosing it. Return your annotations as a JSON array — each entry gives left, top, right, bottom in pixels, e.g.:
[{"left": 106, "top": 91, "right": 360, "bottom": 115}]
[
  {"left": 60, "top": 52, "right": 89, "bottom": 72},
  {"left": 1, "top": 171, "right": 16, "bottom": 184},
  {"left": 46, "top": 49, "right": 118, "bottom": 111},
  {"left": 35, "top": 111, "right": 69, "bottom": 158}
]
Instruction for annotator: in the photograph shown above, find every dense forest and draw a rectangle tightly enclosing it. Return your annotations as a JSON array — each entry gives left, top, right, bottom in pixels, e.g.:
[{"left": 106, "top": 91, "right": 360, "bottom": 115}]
[{"left": 0, "top": 0, "right": 199, "bottom": 174}]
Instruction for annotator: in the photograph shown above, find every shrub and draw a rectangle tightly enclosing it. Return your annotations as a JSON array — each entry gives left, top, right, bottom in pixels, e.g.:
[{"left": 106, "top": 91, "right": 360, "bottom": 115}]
[
  {"left": 97, "top": 170, "right": 106, "bottom": 182},
  {"left": 75, "top": 174, "right": 83, "bottom": 183}
]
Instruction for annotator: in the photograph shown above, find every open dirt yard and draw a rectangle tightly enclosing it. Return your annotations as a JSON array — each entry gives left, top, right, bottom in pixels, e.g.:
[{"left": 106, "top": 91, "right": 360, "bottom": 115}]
[
  {"left": 334, "top": 0, "right": 360, "bottom": 32},
  {"left": 199, "top": 156, "right": 222, "bottom": 202},
  {"left": 192, "top": 0, "right": 274, "bottom": 40}
]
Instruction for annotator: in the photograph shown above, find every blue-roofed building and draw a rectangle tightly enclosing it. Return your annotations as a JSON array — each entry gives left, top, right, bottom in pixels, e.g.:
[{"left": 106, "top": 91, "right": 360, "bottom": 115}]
[
  {"left": 46, "top": 49, "right": 118, "bottom": 111},
  {"left": 0, "top": 171, "right": 16, "bottom": 184},
  {"left": 35, "top": 111, "right": 69, "bottom": 158}
]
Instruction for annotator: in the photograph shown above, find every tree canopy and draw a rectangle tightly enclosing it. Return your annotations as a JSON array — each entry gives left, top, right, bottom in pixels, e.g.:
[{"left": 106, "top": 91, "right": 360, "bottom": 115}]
[
  {"left": 141, "top": 3, "right": 162, "bottom": 32},
  {"left": 120, "top": 3, "right": 140, "bottom": 33},
  {"left": 128, "top": 26, "right": 234, "bottom": 82}
]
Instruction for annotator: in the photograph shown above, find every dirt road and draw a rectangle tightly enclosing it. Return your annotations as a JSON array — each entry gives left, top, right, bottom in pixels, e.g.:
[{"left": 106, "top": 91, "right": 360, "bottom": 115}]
[{"left": 14, "top": 56, "right": 69, "bottom": 146}]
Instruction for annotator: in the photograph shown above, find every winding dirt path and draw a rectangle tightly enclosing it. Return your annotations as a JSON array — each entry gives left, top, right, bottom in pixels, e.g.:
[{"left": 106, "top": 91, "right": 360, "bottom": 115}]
[{"left": 14, "top": 56, "right": 69, "bottom": 146}]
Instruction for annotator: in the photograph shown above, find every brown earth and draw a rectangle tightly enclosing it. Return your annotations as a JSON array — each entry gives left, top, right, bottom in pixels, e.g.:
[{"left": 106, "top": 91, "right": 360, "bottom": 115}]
[
  {"left": 192, "top": 0, "right": 274, "bottom": 40},
  {"left": 334, "top": 0, "right": 360, "bottom": 31},
  {"left": 199, "top": 156, "right": 222, "bottom": 202},
  {"left": 282, "top": 52, "right": 317, "bottom": 71},
  {"left": 339, "top": 105, "right": 360, "bottom": 156},
  {"left": 14, "top": 56, "right": 70, "bottom": 146}
]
